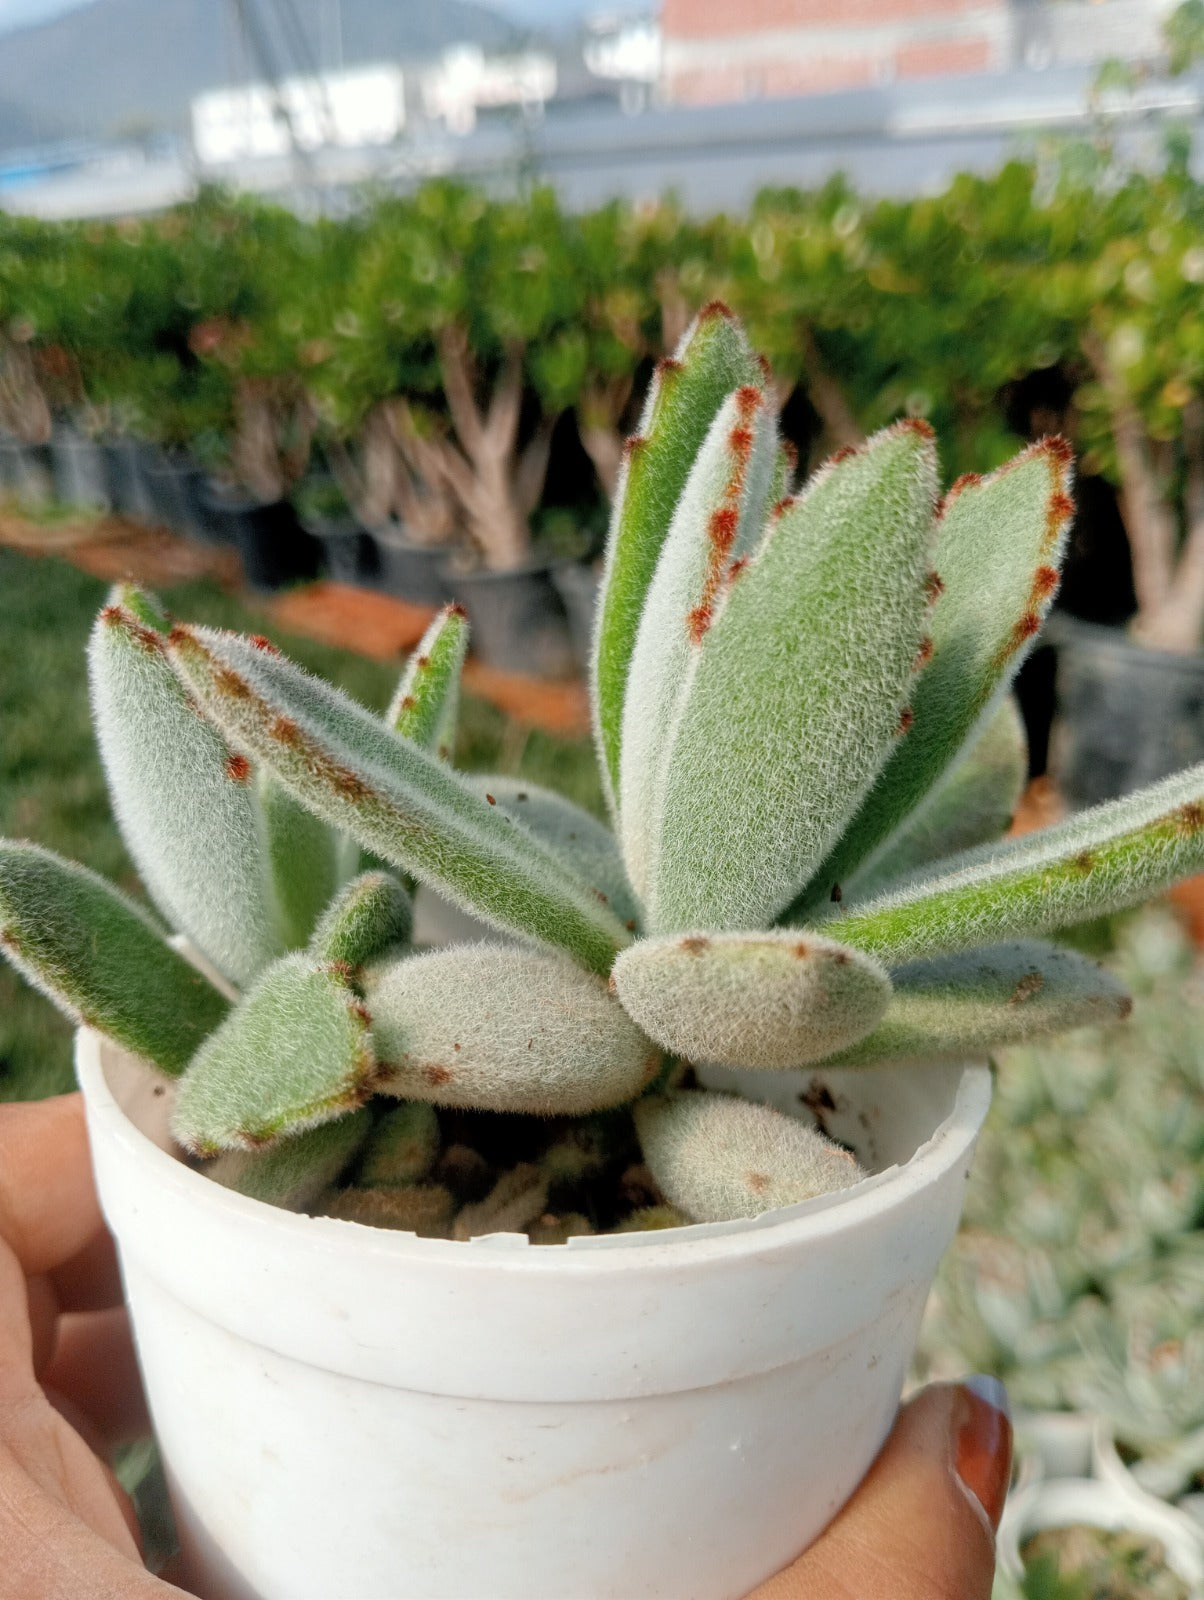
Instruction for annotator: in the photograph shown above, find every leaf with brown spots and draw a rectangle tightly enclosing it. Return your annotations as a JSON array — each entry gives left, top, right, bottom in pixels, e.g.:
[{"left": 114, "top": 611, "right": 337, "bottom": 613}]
[
  {"left": 788, "top": 438, "right": 1072, "bottom": 920},
  {"left": 819, "top": 941, "right": 1129, "bottom": 1068},
  {"left": 612, "top": 928, "right": 889, "bottom": 1069},
  {"left": 617, "top": 378, "right": 780, "bottom": 903},
  {"left": 0, "top": 839, "right": 229, "bottom": 1076},
  {"left": 386, "top": 603, "right": 470, "bottom": 761},
  {"left": 165, "top": 625, "right": 630, "bottom": 975},
  {"left": 825, "top": 760, "right": 1204, "bottom": 966},
  {"left": 593, "top": 303, "right": 765, "bottom": 806},
  {"left": 845, "top": 697, "right": 1028, "bottom": 899},
  {"left": 90, "top": 589, "right": 284, "bottom": 986},
  {"left": 367, "top": 943, "right": 657, "bottom": 1115},
  {"left": 172, "top": 953, "right": 378, "bottom": 1153},
  {"left": 643, "top": 420, "right": 936, "bottom": 933},
  {"left": 634, "top": 1092, "right": 865, "bottom": 1224}
]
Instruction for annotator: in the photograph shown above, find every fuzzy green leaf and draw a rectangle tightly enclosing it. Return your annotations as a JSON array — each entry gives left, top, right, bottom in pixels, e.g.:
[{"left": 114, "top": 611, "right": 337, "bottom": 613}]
[
  {"left": 258, "top": 775, "right": 341, "bottom": 951},
  {"left": 357, "top": 1101, "right": 441, "bottom": 1187},
  {"left": 822, "top": 762, "right": 1204, "bottom": 965},
  {"left": 820, "top": 940, "right": 1131, "bottom": 1068},
  {"left": 848, "top": 697, "right": 1028, "bottom": 898},
  {"left": 618, "top": 382, "right": 778, "bottom": 898},
  {"left": 645, "top": 422, "right": 938, "bottom": 933},
  {"left": 320, "top": 1184, "right": 454, "bottom": 1236},
  {"left": 795, "top": 441, "right": 1072, "bottom": 911},
  {"left": 309, "top": 871, "right": 413, "bottom": 971},
  {"left": 387, "top": 603, "right": 470, "bottom": 759},
  {"left": 453, "top": 1164, "right": 549, "bottom": 1241},
  {"left": 612, "top": 929, "right": 890, "bottom": 1068},
  {"left": 171, "top": 954, "right": 377, "bottom": 1154},
  {"left": 206, "top": 1109, "right": 372, "bottom": 1210},
  {"left": 592, "top": 304, "right": 764, "bottom": 805},
  {"left": 164, "top": 625, "right": 630, "bottom": 975},
  {"left": 634, "top": 1091, "right": 866, "bottom": 1223},
  {"left": 468, "top": 775, "right": 640, "bottom": 930},
  {"left": 89, "top": 591, "right": 283, "bottom": 985},
  {"left": 365, "top": 943, "right": 661, "bottom": 1115},
  {"left": 0, "top": 840, "right": 228, "bottom": 1074}
]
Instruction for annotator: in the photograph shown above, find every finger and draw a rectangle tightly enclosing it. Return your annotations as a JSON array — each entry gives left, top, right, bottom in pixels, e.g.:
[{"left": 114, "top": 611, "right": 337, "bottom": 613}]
[
  {"left": 52, "top": 1230, "right": 124, "bottom": 1315},
  {"left": 42, "top": 1309, "right": 150, "bottom": 1446},
  {"left": 0, "top": 1430, "right": 179, "bottom": 1599},
  {"left": 0, "top": 1236, "right": 37, "bottom": 1380},
  {"left": 28, "top": 1233, "right": 125, "bottom": 1381},
  {"left": 750, "top": 1380, "right": 1011, "bottom": 1600},
  {"left": 0, "top": 1095, "right": 104, "bottom": 1275},
  {"left": 40, "top": 1383, "right": 145, "bottom": 1553}
]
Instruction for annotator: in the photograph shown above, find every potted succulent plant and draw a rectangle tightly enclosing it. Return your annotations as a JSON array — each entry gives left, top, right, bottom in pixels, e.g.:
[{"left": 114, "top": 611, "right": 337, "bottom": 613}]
[{"left": 3, "top": 308, "right": 1204, "bottom": 1599}]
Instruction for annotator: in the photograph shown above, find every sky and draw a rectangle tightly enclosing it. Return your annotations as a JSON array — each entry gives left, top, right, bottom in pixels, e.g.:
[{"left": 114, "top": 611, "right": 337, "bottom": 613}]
[{"left": 0, "top": 0, "right": 611, "bottom": 37}]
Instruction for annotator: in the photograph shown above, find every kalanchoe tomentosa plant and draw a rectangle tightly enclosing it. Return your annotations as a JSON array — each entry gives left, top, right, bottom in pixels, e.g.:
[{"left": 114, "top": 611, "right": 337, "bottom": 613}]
[{"left": 2, "top": 304, "right": 1202, "bottom": 1237}]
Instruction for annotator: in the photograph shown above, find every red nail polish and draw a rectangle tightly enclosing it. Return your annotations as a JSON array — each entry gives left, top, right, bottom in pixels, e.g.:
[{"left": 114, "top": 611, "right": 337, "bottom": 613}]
[{"left": 955, "top": 1377, "right": 1012, "bottom": 1531}]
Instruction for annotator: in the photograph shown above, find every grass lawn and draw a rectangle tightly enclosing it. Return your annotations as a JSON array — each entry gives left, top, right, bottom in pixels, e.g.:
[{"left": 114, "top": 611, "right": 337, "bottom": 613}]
[{"left": 0, "top": 546, "right": 604, "bottom": 1100}]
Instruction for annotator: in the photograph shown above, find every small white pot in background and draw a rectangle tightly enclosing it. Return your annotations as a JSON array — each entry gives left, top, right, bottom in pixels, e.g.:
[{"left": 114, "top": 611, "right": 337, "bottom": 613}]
[
  {"left": 77, "top": 1030, "right": 990, "bottom": 1600},
  {"left": 997, "top": 1476, "right": 1204, "bottom": 1598},
  {"left": 999, "top": 1414, "right": 1204, "bottom": 1598}
]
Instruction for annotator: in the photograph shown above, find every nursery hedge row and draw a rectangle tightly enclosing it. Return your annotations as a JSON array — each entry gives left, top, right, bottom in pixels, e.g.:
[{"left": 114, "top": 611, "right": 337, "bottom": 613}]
[{"left": 2, "top": 148, "right": 1203, "bottom": 579}]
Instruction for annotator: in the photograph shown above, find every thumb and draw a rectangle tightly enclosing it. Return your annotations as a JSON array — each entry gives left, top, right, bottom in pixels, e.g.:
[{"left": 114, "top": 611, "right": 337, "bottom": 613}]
[{"left": 749, "top": 1379, "right": 1012, "bottom": 1600}]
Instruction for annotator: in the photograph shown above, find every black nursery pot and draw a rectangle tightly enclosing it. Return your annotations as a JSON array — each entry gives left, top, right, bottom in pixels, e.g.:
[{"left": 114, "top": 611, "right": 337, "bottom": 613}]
[
  {"left": 140, "top": 448, "right": 214, "bottom": 543},
  {"left": 297, "top": 509, "right": 379, "bottom": 587},
  {"left": 197, "top": 480, "right": 323, "bottom": 594},
  {"left": 445, "top": 562, "right": 578, "bottom": 681},
  {"left": 1051, "top": 616, "right": 1204, "bottom": 807},
  {"left": 549, "top": 559, "right": 600, "bottom": 673},
  {"left": 369, "top": 523, "right": 450, "bottom": 608},
  {"left": 49, "top": 425, "right": 111, "bottom": 513},
  {"left": 102, "top": 438, "right": 158, "bottom": 523},
  {"left": 0, "top": 436, "right": 53, "bottom": 508}
]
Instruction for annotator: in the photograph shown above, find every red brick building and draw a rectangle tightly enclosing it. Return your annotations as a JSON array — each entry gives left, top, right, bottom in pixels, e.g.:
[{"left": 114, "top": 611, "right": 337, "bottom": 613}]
[{"left": 660, "top": 0, "right": 1011, "bottom": 104}]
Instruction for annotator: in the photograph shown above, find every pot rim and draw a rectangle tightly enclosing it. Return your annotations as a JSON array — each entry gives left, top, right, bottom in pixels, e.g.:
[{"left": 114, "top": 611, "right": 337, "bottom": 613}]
[{"left": 76, "top": 1028, "right": 991, "bottom": 1276}]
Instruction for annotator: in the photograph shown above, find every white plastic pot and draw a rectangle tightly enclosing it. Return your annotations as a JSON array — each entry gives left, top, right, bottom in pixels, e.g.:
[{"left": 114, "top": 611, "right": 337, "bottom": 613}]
[
  {"left": 997, "top": 1476, "right": 1204, "bottom": 1597},
  {"left": 77, "top": 1030, "right": 990, "bottom": 1600}
]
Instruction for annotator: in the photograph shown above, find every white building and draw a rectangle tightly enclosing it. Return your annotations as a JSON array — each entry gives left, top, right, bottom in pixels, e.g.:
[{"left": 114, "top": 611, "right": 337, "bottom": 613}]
[
  {"left": 192, "top": 64, "right": 405, "bottom": 168},
  {"left": 419, "top": 45, "right": 557, "bottom": 135}
]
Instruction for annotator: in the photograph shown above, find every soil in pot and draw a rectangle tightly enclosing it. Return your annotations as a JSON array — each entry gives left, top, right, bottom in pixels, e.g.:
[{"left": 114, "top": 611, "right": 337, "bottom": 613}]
[
  {"left": 446, "top": 561, "right": 578, "bottom": 681},
  {"left": 369, "top": 521, "right": 450, "bottom": 607},
  {"left": 1050, "top": 618, "right": 1204, "bottom": 808},
  {"left": 197, "top": 480, "right": 323, "bottom": 593}
]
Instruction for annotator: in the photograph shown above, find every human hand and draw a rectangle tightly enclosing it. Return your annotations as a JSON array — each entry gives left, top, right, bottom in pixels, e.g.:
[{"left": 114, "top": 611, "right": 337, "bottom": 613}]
[
  {"left": 747, "top": 1377, "right": 1012, "bottom": 1599},
  {"left": 0, "top": 1091, "right": 179, "bottom": 1597}
]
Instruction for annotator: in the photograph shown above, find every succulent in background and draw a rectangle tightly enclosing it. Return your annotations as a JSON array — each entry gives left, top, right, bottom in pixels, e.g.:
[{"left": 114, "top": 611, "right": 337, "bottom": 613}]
[
  {"left": 2, "top": 308, "right": 1204, "bottom": 1239},
  {"left": 916, "top": 910, "right": 1204, "bottom": 1500}
]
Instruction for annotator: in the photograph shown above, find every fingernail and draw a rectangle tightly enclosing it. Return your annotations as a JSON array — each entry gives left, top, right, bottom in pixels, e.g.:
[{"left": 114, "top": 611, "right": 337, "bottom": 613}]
[{"left": 955, "top": 1375, "right": 1012, "bottom": 1532}]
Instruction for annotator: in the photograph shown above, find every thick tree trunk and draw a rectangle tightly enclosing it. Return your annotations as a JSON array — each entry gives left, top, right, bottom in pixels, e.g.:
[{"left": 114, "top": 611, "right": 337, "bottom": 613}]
[
  {"left": 385, "top": 402, "right": 459, "bottom": 545},
  {"left": 0, "top": 340, "right": 52, "bottom": 444},
  {"left": 578, "top": 374, "right": 634, "bottom": 502},
  {"left": 1135, "top": 399, "right": 1204, "bottom": 653},
  {"left": 801, "top": 325, "right": 865, "bottom": 453},
  {"left": 435, "top": 327, "right": 538, "bottom": 571},
  {"left": 230, "top": 381, "right": 313, "bottom": 504},
  {"left": 657, "top": 274, "right": 692, "bottom": 353},
  {"left": 1083, "top": 333, "right": 1178, "bottom": 635}
]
